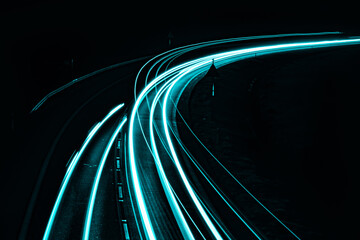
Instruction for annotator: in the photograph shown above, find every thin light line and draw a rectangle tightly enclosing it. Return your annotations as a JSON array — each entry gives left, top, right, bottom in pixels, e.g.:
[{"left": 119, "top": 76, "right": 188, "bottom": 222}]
[{"left": 83, "top": 117, "right": 128, "bottom": 240}]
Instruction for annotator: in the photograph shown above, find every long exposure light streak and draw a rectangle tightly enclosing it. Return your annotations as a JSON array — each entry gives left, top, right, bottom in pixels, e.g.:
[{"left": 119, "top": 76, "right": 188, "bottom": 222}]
[
  {"left": 128, "top": 52, "right": 213, "bottom": 240},
  {"left": 134, "top": 31, "right": 341, "bottom": 99},
  {"left": 43, "top": 103, "right": 124, "bottom": 240},
  {"left": 149, "top": 80, "right": 195, "bottom": 239},
  {"left": 83, "top": 116, "right": 128, "bottom": 240},
  {"left": 162, "top": 67, "right": 224, "bottom": 240},
  {"left": 163, "top": 73, "right": 263, "bottom": 239}
]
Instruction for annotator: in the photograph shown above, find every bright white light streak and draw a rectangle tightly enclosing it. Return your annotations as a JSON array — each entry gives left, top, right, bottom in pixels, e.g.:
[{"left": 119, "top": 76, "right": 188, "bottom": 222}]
[
  {"left": 149, "top": 79, "right": 194, "bottom": 239},
  {"left": 128, "top": 57, "right": 209, "bottom": 240},
  {"left": 43, "top": 103, "right": 125, "bottom": 240},
  {"left": 162, "top": 70, "right": 224, "bottom": 240},
  {"left": 83, "top": 116, "right": 128, "bottom": 240}
]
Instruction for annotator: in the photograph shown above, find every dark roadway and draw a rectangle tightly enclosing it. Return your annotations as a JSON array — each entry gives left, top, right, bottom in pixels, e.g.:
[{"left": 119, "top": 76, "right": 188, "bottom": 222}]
[{"left": 2, "top": 1, "right": 360, "bottom": 236}]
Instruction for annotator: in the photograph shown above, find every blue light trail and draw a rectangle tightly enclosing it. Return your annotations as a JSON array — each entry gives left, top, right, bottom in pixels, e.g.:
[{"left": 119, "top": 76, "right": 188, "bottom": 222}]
[
  {"left": 83, "top": 116, "right": 127, "bottom": 240},
  {"left": 43, "top": 103, "right": 124, "bottom": 240}
]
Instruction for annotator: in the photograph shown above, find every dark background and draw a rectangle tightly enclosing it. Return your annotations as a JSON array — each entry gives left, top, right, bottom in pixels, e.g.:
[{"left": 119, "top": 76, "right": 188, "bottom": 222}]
[
  {"left": 2, "top": 0, "right": 360, "bottom": 121},
  {"left": 1, "top": 0, "right": 359, "bottom": 238}
]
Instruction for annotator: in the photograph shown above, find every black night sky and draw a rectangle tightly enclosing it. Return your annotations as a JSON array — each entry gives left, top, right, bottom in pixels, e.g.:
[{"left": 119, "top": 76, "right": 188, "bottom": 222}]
[{"left": 2, "top": 0, "right": 359, "bottom": 118}]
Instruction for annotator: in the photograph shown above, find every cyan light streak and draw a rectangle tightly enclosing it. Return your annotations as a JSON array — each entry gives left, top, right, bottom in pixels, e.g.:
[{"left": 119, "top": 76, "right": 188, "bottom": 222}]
[
  {"left": 163, "top": 74, "right": 263, "bottom": 239},
  {"left": 168, "top": 111, "right": 254, "bottom": 225},
  {"left": 149, "top": 73, "right": 233, "bottom": 239},
  {"left": 43, "top": 103, "right": 124, "bottom": 240},
  {"left": 128, "top": 52, "right": 216, "bottom": 240},
  {"left": 129, "top": 35, "right": 360, "bottom": 240},
  {"left": 134, "top": 32, "right": 341, "bottom": 99},
  {"left": 128, "top": 92, "right": 158, "bottom": 240},
  {"left": 170, "top": 185, "right": 207, "bottom": 239},
  {"left": 83, "top": 116, "right": 128, "bottom": 240},
  {"left": 158, "top": 39, "right": 360, "bottom": 238},
  {"left": 162, "top": 62, "right": 261, "bottom": 239},
  {"left": 149, "top": 78, "right": 195, "bottom": 239},
  {"left": 162, "top": 69, "right": 224, "bottom": 240},
  {"left": 124, "top": 132, "right": 145, "bottom": 240}
]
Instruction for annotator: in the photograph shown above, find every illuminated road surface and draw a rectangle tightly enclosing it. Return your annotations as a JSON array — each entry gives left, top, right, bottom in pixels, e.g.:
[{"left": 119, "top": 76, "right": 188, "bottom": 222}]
[
  {"left": 42, "top": 104, "right": 127, "bottom": 239},
  {"left": 39, "top": 32, "right": 360, "bottom": 240}
]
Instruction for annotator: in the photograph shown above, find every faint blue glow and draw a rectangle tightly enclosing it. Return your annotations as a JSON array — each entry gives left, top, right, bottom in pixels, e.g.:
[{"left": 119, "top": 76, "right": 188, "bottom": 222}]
[
  {"left": 170, "top": 185, "right": 207, "bottom": 239},
  {"left": 83, "top": 117, "right": 127, "bottom": 240}
]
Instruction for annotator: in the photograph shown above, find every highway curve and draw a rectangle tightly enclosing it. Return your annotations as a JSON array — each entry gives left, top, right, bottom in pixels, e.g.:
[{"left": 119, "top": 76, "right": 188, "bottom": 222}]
[{"left": 16, "top": 32, "right": 360, "bottom": 240}]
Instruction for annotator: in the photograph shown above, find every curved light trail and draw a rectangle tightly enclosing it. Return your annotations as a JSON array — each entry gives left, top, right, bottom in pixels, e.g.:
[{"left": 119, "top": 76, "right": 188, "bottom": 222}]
[
  {"left": 161, "top": 76, "right": 225, "bottom": 240},
  {"left": 149, "top": 80, "right": 195, "bottom": 240},
  {"left": 127, "top": 34, "right": 360, "bottom": 240},
  {"left": 135, "top": 31, "right": 341, "bottom": 98},
  {"left": 43, "top": 103, "right": 124, "bottom": 240},
  {"left": 83, "top": 116, "right": 127, "bottom": 240},
  {"left": 31, "top": 56, "right": 150, "bottom": 113},
  {"left": 39, "top": 32, "right": 360, "bottom": 240}
]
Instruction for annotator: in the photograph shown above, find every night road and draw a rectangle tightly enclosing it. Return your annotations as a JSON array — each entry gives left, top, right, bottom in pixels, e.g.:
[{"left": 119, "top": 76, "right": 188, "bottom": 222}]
[
  {"left": 3, "top": 31, "right": 360, "bottom": 240},
  {"left": 3, "top": 2, "right": 360, "bottom": 239}
]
